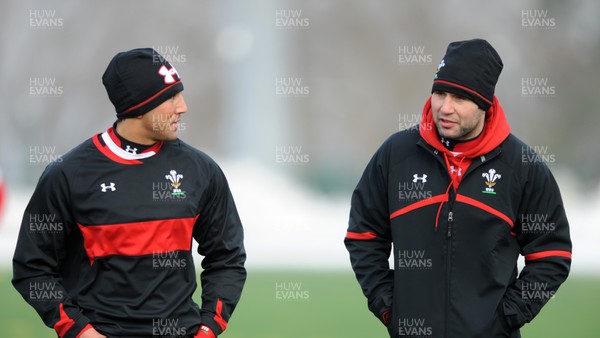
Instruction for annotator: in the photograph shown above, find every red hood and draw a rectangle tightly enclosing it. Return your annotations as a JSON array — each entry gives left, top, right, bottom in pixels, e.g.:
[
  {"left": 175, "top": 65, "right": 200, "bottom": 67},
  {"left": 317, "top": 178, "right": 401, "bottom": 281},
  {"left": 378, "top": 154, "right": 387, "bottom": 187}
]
[{"left": 419, "top": 95, "right": 511, "bottom": 158}]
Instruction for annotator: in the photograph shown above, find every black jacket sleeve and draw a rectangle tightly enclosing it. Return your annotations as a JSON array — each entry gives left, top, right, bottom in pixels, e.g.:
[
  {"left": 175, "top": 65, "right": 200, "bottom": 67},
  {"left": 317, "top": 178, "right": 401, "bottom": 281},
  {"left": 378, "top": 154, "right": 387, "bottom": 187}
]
[
  {"left": 193, "top": 163, "right": 246, "bottom": 336},
  {"left": 501, "top": 159, "right": 572, "bottom": 330},
  {"left": 344, "top": 141, "right": 394, "bottom": 325},
  {"left": 12, "top": 164, "right": 91, "bottom": 338}
]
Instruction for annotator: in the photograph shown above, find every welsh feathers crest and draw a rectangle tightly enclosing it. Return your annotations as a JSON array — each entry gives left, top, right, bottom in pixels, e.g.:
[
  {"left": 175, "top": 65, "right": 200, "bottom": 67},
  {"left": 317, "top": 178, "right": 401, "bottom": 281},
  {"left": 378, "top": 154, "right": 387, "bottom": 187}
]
[
  {"left": 165, "top": 170, "right": 185, "bottom": 196},
  {"left": 437, "top": 59, "right": 445, "bottom": 71},
  {"left": 482, "top": 169, "right": 501, "bottom": 194},
  {"left": 434, "top": 59, "right": 445, "bottom": 79}
]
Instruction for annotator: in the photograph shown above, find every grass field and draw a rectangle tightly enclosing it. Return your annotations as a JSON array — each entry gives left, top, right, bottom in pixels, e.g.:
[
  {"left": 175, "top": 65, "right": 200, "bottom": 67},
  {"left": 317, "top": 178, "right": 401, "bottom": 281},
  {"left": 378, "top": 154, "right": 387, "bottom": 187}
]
[{"left": 0, "top": 270, "right": 598, "bottom": 337}]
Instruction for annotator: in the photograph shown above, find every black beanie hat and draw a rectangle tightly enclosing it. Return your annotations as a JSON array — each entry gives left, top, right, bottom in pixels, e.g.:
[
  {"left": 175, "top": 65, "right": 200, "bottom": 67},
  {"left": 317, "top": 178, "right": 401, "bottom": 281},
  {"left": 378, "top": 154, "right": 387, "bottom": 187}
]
[
  {"left": 102, "top": 48, "right": 184, "bottom": 119},
  {"left": 431, "top": 39, "right": 503, "bottom": 111}
]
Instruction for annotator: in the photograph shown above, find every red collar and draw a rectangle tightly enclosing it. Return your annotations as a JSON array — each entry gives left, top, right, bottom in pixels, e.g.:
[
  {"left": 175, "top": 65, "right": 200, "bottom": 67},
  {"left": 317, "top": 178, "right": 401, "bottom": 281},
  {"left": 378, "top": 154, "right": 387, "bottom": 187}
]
[{"left": 92, "top": 127, "right": 164, "bottom": 165}]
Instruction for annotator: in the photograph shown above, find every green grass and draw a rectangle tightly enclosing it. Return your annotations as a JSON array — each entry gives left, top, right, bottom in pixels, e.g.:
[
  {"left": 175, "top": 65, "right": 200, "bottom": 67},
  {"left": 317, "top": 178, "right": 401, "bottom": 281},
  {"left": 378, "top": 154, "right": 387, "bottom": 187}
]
[{"left": 1, "top": 270, "right": 598, "bottom": 337}]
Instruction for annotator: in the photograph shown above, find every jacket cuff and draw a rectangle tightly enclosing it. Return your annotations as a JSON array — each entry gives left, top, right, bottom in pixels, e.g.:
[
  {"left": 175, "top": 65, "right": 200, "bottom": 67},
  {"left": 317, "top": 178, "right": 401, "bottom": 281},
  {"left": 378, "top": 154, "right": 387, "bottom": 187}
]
[
  {"left": 501, "top": 301, "right": 524, "bottom": 331},
  {"left": 75, "top": 324, "right": 94, "bottom": 338},
  {"left": 380, "top": 309, "right": 391, "bottom": 326},
  {"left": 200, "top": 315, "right": 225, "bottom": 336},
  {"left": 368, "top": 292, "right": 393, "bottom": 326},
  {"left": 54, "top": 304, "right": 91, "bottom": 338},
  {"left": 55, "top": 318, "right": 91, "bottom": 338}
]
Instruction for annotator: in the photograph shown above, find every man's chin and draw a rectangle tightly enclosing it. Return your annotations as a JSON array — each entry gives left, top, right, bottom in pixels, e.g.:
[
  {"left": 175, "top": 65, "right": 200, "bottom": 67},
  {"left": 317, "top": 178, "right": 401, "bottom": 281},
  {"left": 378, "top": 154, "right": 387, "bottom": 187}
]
[
  {"left": 437, "top": 128, "right": 460, "bottom": 141},
  {"left": 152, "top": 132, "right": 178, "bottom": 142},
  {"left": 164, "top": 134, "right": 178, "bottom": 141}
]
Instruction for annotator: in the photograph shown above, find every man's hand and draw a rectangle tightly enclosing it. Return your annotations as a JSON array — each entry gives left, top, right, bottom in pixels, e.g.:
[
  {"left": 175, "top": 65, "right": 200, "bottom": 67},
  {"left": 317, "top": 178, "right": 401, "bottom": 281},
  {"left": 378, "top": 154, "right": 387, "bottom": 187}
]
[{"left": 79, "top": 327, "right": 107, "bottom": 338}]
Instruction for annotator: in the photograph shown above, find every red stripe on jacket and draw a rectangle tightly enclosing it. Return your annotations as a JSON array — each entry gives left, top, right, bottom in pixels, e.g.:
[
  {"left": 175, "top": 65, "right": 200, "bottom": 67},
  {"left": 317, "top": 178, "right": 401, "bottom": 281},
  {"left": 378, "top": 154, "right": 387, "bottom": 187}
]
[
  {"left": 78, "top": 215, "right": 199, "bottom": 264},
  {"left": 214, "top": 298, "right": 228, "bottom": 331},
  {"left": 346, "top": 231, "right": 378, "bottom": 240},
  {"left": 525, "top": 250, "right": 572, "bottom": 261},
  {"left": 456, "top": 194, "right": 514, "bottom": 227},
  {"left": 390, "top": 194, "right": 448, "bottom": 220}
]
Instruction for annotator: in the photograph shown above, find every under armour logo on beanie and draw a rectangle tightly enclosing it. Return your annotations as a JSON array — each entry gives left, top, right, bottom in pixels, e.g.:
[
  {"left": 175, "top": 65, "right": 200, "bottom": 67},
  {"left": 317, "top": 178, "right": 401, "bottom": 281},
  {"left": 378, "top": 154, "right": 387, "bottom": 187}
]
[
  {"left": 158, "top": 65, "right": 179, "bottom": 84},
  {"left": 431, "top": 39, "right": 503, "bottom": 111},
  {"left": 102, "top": 48, "right": 184, "bottom": 119}
]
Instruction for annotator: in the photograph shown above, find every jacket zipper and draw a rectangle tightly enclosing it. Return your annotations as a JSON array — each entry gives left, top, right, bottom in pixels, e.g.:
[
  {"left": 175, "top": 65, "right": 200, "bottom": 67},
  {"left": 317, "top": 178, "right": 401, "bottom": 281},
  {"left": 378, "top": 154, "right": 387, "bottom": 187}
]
[
  {"left": 445, "top": 192, "right": 455, "bottom": 338},
  {"left": 447, "top": 211, "right": 453, "bottom": 237},
  {"left": 416, "top": 140, "right": 504, "bottom": 337}
]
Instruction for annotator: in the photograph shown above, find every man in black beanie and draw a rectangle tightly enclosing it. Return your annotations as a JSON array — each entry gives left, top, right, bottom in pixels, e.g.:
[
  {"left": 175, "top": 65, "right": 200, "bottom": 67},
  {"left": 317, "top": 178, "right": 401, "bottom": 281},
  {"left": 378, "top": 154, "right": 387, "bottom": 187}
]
[
  {"left": 345, "top": 39, "right": 571, "bottom": 337},
  {"left": 13, "top": 48, "right": 246, "bottom": 338}
]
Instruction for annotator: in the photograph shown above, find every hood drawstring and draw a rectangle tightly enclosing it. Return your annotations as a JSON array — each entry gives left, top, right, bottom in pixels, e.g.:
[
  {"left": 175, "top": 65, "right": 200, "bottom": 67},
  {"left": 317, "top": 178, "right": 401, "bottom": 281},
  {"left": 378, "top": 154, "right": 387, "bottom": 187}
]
[{"left": 435, "top": 153, "right": 465, "bottom": 230}]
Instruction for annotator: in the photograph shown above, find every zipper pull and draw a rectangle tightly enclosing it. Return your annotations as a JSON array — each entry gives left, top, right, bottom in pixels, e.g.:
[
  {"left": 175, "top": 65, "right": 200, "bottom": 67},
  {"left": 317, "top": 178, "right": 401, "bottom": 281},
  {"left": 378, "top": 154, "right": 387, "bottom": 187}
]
[{"left": 447, "top": 211, "right": 453, "bottom": 238}]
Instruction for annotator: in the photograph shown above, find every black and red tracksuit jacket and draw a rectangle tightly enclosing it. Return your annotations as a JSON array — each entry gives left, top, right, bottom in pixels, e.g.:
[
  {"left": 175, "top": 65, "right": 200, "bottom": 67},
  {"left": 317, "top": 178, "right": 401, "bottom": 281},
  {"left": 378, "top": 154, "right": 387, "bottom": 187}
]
[
  {"left": 345, "top": 97, "right": 572, "bottom": 337},
  {"left": 13, "top": 127, "right": 246, "bottom": 337}
]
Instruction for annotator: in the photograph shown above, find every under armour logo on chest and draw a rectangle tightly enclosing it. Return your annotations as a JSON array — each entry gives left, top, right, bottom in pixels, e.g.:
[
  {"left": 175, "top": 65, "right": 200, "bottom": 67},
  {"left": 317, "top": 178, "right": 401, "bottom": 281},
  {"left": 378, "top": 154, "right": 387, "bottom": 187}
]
[
  {"left": 413, "top": 174, "right": 427, "bottom": 183},
  {"left": 100, "top": 182, "right": 116, "bottom": 192},
  {"left": 158, "top": 64, "right": 179, "bottom": 84}
]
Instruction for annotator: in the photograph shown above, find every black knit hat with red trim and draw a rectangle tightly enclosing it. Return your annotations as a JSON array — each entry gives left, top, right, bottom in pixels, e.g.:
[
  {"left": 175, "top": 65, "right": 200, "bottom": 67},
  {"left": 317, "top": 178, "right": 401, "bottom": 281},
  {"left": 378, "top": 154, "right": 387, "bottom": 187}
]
[
  {"left": 432, "top": 39, "right": 503, "bottom": 111},
  {"left": 102, "top": 48, "right": 184, "bottom": 119}
]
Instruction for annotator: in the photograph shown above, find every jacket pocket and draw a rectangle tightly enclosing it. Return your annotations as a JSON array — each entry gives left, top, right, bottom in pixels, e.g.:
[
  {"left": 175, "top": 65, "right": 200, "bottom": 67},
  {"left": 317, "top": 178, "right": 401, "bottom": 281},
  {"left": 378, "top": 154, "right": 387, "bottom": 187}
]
[{"left": 491, "top": 303, "right": 521, "bottom": 337}]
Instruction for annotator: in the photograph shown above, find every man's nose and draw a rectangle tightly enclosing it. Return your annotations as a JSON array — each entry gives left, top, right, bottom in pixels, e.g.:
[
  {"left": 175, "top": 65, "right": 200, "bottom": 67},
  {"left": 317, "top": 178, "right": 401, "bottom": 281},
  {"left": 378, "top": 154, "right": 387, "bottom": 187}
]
[
  {"left": 439, "top": 96, "right": 454, "bottom": 114},
  {"left": 176, "top": 96, "right": 188, "bottom": 114}
]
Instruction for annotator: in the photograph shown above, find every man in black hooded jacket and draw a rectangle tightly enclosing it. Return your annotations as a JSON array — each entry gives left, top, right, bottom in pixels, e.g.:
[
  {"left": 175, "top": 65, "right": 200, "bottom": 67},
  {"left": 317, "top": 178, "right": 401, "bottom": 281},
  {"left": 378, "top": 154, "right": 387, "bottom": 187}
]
[{"left": 345, "top": 39, "right": 571, "bottom": 337}]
